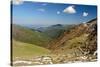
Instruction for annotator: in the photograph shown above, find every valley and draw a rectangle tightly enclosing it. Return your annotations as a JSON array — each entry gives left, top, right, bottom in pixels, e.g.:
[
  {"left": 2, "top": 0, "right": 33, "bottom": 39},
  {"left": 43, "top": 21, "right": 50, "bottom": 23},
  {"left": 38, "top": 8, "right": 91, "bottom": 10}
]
[{"left": 12, "top": 18, "right": 97, "bottom": 66}]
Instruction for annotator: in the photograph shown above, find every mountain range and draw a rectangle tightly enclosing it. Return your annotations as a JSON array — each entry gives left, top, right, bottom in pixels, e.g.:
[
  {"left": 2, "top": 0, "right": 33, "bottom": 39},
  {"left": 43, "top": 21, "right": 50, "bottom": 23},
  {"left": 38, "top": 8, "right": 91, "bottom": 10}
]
[{"left": 12, "top": 18, "right": 97, "bottom": 64}]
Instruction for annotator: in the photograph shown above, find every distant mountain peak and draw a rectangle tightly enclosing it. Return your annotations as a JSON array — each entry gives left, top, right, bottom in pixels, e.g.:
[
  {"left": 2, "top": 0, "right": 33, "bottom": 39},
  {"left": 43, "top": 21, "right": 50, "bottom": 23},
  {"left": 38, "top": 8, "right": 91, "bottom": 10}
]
[{"left": 51, "top": 24, "right": 63, "bottom": 27}]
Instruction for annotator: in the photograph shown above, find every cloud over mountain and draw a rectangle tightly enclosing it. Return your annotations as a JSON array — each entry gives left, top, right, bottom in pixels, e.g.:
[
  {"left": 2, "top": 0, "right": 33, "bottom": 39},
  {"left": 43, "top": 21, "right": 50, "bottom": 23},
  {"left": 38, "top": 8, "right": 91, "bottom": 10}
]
[
  {"left": 83, "top": 12, "right": 88, "bottom": 17},
  {"left": 63, "top": 5, "right": 76, "bottom": 14}
]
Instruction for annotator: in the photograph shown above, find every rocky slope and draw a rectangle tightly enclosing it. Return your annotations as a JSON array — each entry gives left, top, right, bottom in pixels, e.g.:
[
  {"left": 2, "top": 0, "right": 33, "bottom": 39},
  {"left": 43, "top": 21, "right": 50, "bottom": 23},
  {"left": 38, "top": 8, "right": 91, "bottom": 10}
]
[{"left": 48, "top": 18, "right": 97, "bottom": 57}]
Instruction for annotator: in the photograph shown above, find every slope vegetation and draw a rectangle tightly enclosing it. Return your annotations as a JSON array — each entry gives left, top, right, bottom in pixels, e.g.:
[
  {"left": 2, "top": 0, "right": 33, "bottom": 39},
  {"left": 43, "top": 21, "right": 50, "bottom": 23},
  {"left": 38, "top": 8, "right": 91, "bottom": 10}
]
[
  {"left": 12, "top": 24, "right": 51, "bottom": 47},
  {"left": 49, "top": 18, "right": 97, "bottom": 56},
  {"left": 13, "top": 40, "right": 50, "bottom": 60}
]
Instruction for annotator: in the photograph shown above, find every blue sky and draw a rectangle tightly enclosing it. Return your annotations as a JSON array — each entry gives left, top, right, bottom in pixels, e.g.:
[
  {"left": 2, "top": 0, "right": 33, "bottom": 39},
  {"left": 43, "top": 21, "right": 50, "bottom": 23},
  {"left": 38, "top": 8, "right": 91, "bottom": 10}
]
[{"left": 12, "top": 1, "right": 97, "bottom": 25}]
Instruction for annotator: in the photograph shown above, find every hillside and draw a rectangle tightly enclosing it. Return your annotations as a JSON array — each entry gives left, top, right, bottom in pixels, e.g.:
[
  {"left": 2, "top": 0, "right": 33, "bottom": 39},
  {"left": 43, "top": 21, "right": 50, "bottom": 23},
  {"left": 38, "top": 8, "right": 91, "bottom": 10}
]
[
  {"left": 12, "top": 18, "right": 97, "bottom": 65},
  {"left": 12, "top": 40, "right": 50, "bottom": 60},
  {"left": 48, "top": 18, "right": 97, "bottom": 57},
  {"left": 36, "top": 24, "right": 75, "bottom": 39},
  {"left": 12, "top": 24, "right": 51, "bottom": 47}
]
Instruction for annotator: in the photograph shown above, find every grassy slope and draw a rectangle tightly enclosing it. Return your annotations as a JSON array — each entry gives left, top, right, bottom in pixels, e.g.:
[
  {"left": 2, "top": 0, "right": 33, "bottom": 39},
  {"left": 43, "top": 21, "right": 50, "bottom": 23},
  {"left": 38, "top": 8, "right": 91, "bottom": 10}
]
[
  {"left": 12, "top": 24, "right": 51, "bottom": 47},
  {"left": 54, "top": 34, "right": 88, "bottom": 56},
  {"left": 64, "top": 34, "right": 87, "bottom": 49},
  {"left": 13, "top": 40, "right": 50, "bottom": 60},
  {"left": 42, "top": 25, "right": 75, "bottom": 39}
]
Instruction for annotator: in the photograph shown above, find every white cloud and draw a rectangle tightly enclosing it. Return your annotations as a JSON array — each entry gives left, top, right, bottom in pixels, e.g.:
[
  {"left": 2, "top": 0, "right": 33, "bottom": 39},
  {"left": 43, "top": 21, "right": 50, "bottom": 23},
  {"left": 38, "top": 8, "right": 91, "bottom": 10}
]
[
  {"left": 57, "top": 11, "right": 60, "bottom": 14},
  {"left": 37, "top": 8, "right": 45, "bottom": 12},
  {"left": 83, "top": 12, "right": 88, "bottom": 17},
  {"left": 12, "top": 0, "right": 23, "bottom": 5},
  {"left": 42, "top": 3, "right": 47, "bottom": 6},
  {"left": 63, "top": 5, "right": 76, "bottom": 14}
]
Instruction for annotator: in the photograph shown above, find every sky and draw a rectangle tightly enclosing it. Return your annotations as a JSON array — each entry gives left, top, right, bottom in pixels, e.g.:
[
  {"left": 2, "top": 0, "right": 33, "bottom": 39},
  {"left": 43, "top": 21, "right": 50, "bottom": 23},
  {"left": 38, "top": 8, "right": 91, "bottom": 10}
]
[{"left": 11, "top": 1, "right": 97, "bottom": 25}]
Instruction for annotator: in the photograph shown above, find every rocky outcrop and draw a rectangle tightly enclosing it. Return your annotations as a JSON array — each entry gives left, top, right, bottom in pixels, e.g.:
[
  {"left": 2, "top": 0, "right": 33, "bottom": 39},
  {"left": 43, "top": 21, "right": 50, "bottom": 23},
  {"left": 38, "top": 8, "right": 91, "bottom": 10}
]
[
  {"left": 13, "top": 55, "right": 97, "bottom": 66},
  {"left": 13, "top": 56, "right": 53, "bottom": 66},
  {"left": 48, "top": 18, "right": 97, "bottom": 57}
]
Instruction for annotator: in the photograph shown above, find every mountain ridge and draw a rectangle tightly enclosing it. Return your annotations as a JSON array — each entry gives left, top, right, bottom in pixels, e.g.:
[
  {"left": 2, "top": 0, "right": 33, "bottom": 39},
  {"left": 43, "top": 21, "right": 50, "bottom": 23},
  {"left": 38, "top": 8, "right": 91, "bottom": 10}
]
[{"left": 48, "top": 18, "right": 97, "bottom": 56}]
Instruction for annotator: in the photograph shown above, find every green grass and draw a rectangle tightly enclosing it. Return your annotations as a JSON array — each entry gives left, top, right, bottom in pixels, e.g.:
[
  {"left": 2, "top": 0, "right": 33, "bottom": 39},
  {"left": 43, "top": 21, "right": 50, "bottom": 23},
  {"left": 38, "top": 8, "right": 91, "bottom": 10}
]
[
  {"left": 56, "top": 34, "right": 88, "bottom": 56},
  {"left": 12, "top": 40, "right": 50, "bottom": 60},
  {"left": 12, "top": 24, "right": 51, "bottom": 47},
  {"left": 64, "top": 34, "right": 88, "bottom": 49}
]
